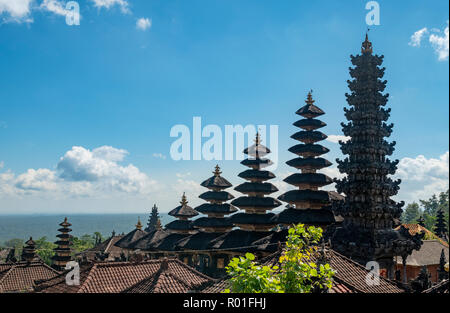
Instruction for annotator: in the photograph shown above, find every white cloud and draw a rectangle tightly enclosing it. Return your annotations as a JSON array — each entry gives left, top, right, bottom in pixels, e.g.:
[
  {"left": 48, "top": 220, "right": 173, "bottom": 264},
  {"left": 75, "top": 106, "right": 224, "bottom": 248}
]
[
  {"left": 409, "top": 22, "right": 449, "bottom": 61},
  {"left": 0, "top": 145, "right": 159, "bottom": 199},
  {"left": 409, "top": 27, "right": 428, "bottom": 47},
  {"left": 429, "top": 22, "right": 449, "bottom": 61},
  {"left": 175, "top": 172, "right": 191, "bottom": 178},
  {"left": 395, "top": 151, "right": 449, "bottom": 204},
  {"left": 89, "top": 0, "right": 129, "bottom": 13},
  {"left": 136, "top": 17, "right": 151, "bottom": 31},
  {"left": 0, "top": 161, "right": 4, "bottom": 169},
  {"left": 152, "top": 153, "right": 166, "bottom": 160},
  {"left": 0, "top": 0, "right": 34, "bottom": 23},
  {"left": 40, "top": 0, "right": 72, "bottom": 17},
  {"left": 326, "top": 135, "right": 350, "bottom": 144}
]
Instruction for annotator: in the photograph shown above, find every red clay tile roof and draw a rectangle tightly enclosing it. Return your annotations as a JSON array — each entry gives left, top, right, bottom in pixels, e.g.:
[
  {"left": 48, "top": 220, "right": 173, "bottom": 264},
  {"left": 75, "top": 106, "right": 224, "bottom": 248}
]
[
  {"left": 202, "top": 248, "right": 404, "bottom": 293},
  {"left": 396, "top": 224, "right": 448, "bottom": 247},
  {"left": 35, "top": 258, "right": 213, "bottom": 293},
  {"left": 0, "top": 261, "right": 60, "bottom": 293}
]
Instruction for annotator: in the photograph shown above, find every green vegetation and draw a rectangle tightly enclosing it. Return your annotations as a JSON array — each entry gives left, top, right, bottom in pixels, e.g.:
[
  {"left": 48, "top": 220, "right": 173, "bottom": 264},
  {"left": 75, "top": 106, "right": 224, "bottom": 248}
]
[
  {"left": 401, "top": 189, "right": 449, "bottom": 232},
  {"left": 224, "top": 224, "right": 335, "bottom": 293},
  {"left": 0, "top": 233, "right": 105, "bottom": 265}
]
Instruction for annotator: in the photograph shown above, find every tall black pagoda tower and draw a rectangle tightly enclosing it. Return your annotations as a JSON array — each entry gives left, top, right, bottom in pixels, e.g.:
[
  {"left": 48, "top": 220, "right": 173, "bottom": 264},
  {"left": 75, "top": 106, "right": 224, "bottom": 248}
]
[
  {"left": 434, "top": 208, "right": 448, "bottom": 240},
  {"left": 276, "top": 91, "right": 338, "bottom": 228},
  {"left": 331, "top": 34, "right": 422, "bottom": 276},
  {"left": 52, "top": 217, "right": 73, "bottom": 271}
]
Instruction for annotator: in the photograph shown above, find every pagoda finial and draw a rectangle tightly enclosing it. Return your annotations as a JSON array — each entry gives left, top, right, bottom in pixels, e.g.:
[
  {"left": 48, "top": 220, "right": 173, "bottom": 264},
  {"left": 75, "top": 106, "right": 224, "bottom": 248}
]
[
  {"left": 136, "top": 217, "right": 143, "bottom": 230},
  {"left": 306, "top": 90, "right": 315, "bottom": 105},
  {"left": 213, "top": 164, "right": 222, "bottom": 177},
  {"left": 180, "top": 192, "right": 188, "bottom": 205},
  {"left": 362, "top": 31, "right": 373, "bottom": 54},
  {"left": 156, "top": 218, "right": 162, "bottom": 230},
  {"left": 254, "top": 131, "right": 261, "bottom": 145}
]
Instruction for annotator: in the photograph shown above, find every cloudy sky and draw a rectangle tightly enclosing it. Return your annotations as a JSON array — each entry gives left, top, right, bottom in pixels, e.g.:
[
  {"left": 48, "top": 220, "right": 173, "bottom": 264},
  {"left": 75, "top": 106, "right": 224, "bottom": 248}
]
[{"left": 0, "top": 0, "right": 448, "bottom": 214}]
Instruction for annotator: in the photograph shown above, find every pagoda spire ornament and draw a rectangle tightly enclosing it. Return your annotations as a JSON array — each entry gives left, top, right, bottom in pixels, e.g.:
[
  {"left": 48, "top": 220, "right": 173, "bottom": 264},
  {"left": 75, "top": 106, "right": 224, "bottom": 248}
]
[
  {"left": 21, "top": 237, "right": 36, "bottom": 263},
  {"left": 330, "top": 34, "right": 423, "bottom": 276},
  {"left": 166, "top": 193, "right": 199, "bottom": 234}
]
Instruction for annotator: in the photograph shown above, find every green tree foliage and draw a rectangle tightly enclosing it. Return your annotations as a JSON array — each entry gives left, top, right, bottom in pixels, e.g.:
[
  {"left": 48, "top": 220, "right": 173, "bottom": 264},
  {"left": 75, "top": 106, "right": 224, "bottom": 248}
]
[
  {"left": 224, "top": 224, "right": 335, "bottom": 293},
  {"left": 35, "top": 237, "right": 56, "bottom": 265},
  {"left": 402, "top": 202, "right": 421, "bottom": 224}
]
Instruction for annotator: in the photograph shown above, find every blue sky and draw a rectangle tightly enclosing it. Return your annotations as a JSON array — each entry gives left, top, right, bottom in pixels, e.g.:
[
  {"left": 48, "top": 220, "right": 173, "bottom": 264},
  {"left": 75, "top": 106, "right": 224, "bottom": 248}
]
[{"left": 0, "top": 0, "right": 448, "bottom": 214}]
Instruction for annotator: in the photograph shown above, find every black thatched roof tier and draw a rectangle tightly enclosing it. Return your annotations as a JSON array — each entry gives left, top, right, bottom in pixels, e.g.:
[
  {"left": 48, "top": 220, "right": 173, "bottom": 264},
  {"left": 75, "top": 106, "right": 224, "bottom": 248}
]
[
  {"left": 114, "top": 228, "right": 148, "bottom": 248},
  {"left": 231, "top": 196, "right": 282, "bottom": 209},
  {"left": 288, "top": 144, "right": 330, "bottom": 157},
  {"left": 283, "top": 173, "right": 332, "bottom": 187},
  {"left": 57, "top": 228, "right": 72, "bottom": 233},
  {"left": 241, "top": 158, "right": 273, "bottom": 169},
  {"left": 209, "top": 229, "right": 274, "bottom": 251},
  {"left": 59, "top": 218, "right": 71, "bottom": 227},
  {"left": 252, "top": 229, "right": 289, "bottom": 252},
  {"left": 286, "top": 157, "right": 332, "bottom": 170},
  {"left": 192, "top": 217, "right": 233, "bottom": 228},
  {"left": 146, "top": 233, "right": 188, "bottom": 251},
  {"left": 54, "top": 240, "right": 72, "bottom": 246},
  {"left": 293, "top": 119, "right": 326, "bottom": 131},
  {"left": 229, "top": 212, "right": 276, "bottom": 225},
  {"left": 127, "top": 229, "right": 169, "bottom": 250},
  {"left": 295, "top": 93, "right": 325, "bottom": 118},
  {"left": 194, "top": 203, "right": 238, "bottom": 214},
  {"left": 56, "top": 233, "right": 72, "bottom": 239},
  {"left": 238, "top": 169, "right": 275, "bottom": 181},
  {"left": 199, "top": 191, "right": 234, "bottom": 202},
  {"left": 200, "top": 172, "right": 232, "bottom": 190},
  {"left": 234, "top": 182, "right": 278, "bottom": 194},
  {"left": 165, "top": 219, "right": 195, "bottom": 231},
  {"left": 51, "top": 255, "right": 71, "bottom": 261},
  {"left": 278, "top": 190, "right": 332, "bottom": 204},
  {"left": 176, "top": 232, "right": 223, "bottom": 250},
  {"left": 243, "top": 143, "right": 271, "bottom": 157},
  {"left": 291, "top": 130, "right": 327, "bottom": 143},
  {"left": 169, "top": 193, "right": 199, "bottom": 218},
  {"left": 273, "top": 208, "right": 336, "bottom": 225}
]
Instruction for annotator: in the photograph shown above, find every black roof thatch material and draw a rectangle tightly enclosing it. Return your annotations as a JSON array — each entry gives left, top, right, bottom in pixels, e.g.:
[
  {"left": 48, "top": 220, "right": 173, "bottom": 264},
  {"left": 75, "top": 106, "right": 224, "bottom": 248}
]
[
  {"left": 194, "top": 203, "right": 238, "bottom": 214},
  {"left": 288, "top": 144, "right": 330, "bottom": 157},
  {"left": 296, "top": 103, "right": 325, "bottom": 118},
  {"left": 165, "top": 220, "right": 195, "bottom": 231},
  {"left": 209, "top": 229, "right": 274, "bottom": 251},
  {"left": 128, "top": 229, "right": 169, "bottom": 250},
  {"left": 252, "top": 229, "right": 289, "bottom": 252},
  {"left": 229, "top": 212, "right": 276, "bottom": 225},
  {"left": 200, "top": 175, "right": 232, "bottom": 190},
  {"left": 238, "top": 169, "right": 275, "bottom": 181},
  {"left": 114, "top": 228, "right": 148, "bottom": 249},
  {"left": 277, "top": 189, "right": 331, "bottom": 204},
  {"left": 192, "top": 217, "right": 233, "bottom": 228},
  {"left": 283, "top": 173, "right": 332, "bottom": 187},
  {"left": 286, "top": 157, "right": 332, "bottom": 170},
  {"left": 168, "top": 203, "right": 199, "bottom": 218},
  {"left": 153, "top": 233, "right": 190, "bottom": 251},
  {"left": 273, "top": 208, "right": 336, "bottom": 225},
  {"left": 243, "top": 143, "right": 271, "bottom": 157},
  {"left": 293, "top": 119, "right": 326, "bottom": 130},
  {"left": 291, "top": 130, "right": 327, "bottom": 143},
  {"left": 176, "top": 232, "right": 224, "bottom": 250},
  {"left": 241, "top": 158, "right": 273, "bottom": 168},
  {"left": 199, "top": 191, "right": 234, "bottom": 202},
  {"left": 234, "top": 182, "right": 278, "bottom": 194},
  {"left": 231, "top": 196, "right": 282, "bottom": 209}
]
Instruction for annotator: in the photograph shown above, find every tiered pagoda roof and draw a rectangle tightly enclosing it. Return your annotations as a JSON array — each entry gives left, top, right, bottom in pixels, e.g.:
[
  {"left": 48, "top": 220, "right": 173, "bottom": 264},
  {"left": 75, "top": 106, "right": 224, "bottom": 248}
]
[
  {"left": 52, "top": 217, "right": 73, "bottom": 271},
  {"left": 275, "top": 92, "right": 338, "bottom": 227},
  {"left": 21, "top": 237, "right": 36, "bottom": 263},
  {"left": 115, "top": 218, "right": 148, "bottom": 249},
  {"left": 331, "top": 34, "right": 423, "bottom": 270},
  {"left": 192, "top": 165, "right": 237, "bottom": 233},
  {"left": 165, "top": 193, "right": 199, "bottom": 234},
  {"left": 230, "top": 133, "right": 281, "bottom": 232}
]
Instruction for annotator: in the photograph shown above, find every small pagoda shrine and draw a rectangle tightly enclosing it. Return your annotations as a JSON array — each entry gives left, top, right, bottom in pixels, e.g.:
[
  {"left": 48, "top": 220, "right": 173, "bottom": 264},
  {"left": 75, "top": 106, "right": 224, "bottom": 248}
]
[
  {"left": 434, "top": 209, "right": 448, "bottom": 240},
  {"left": 52, "top": 217, "right": 72, "bottom": 271},
  {"left": 166, "top": 193, "right": 199, "bottom": 235},
  {"left": 275, "top": 91, "right": 338, "bottom": 228},
  {"left": 193, "top": 165, "right": 237, "bottom": 233},
  {"left": 229, "top": 132, "right": 282, "bottom": 231},
  {"left": 114, "top": 217, "right": 148, "bottom": 253},
  {"left": 21, "top": 237, "right": 36, "bottom": 263},
  {"left": 330, "top": 34, "right": 423, "bottom": 277}
]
